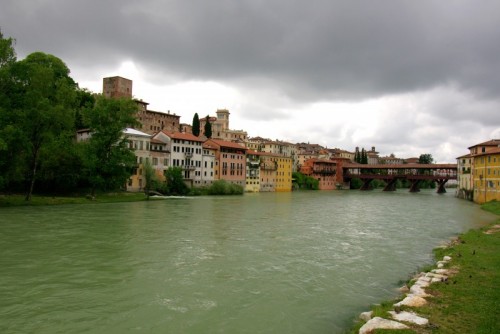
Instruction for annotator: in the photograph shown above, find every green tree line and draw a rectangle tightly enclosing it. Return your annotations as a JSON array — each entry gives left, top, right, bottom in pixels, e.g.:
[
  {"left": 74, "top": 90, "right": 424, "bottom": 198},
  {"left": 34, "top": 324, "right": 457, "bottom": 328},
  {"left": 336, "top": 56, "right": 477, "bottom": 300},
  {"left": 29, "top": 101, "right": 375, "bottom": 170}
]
[{"left": 0, "top": 31, "right": 139, "bottom": 200}]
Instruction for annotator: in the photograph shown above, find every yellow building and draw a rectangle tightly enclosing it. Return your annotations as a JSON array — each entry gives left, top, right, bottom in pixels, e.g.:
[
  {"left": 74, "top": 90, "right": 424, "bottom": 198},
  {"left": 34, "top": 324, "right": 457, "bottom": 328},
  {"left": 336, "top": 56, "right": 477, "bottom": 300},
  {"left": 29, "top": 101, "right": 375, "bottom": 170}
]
[
  {"left": 469, "top": 140, "right": 500, "bottom": 204},
  {"left": 273, "top": 155, "right": 293, "bottom": 192},
  {"left": 245, "top": 150, "right": 261, "bottom": 192}
]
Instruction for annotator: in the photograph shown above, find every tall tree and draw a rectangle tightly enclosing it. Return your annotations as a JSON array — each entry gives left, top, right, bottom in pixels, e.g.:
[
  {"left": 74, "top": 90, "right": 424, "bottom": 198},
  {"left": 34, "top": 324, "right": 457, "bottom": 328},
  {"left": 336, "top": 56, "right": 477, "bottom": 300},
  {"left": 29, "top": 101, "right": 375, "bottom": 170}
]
[
  {"left": 81, "top": 95, "right": 139, "bottom": 196},
  {"left": 164, "top": 167, "right": 188, "bottom": 195},
  {"left": 6, "top": 52, "right": 77, "bottom": 200},
  {"left": 0, "top": 31, "right": 17, "bottom": 190},
  {"left": 361, "top": 148, "right": 368, "bottom": 164},
  {"left": 143, "top": 159, "right": 158, "bottom": 199},
  {"left": 204, "top": 115, "right": 212, "bottom": 138},
  {"left": 192, "top": 113, "right": 200, "bottom": 136},
  {"left": 0, "top": 30, "right": 16, "bottom": 68}
]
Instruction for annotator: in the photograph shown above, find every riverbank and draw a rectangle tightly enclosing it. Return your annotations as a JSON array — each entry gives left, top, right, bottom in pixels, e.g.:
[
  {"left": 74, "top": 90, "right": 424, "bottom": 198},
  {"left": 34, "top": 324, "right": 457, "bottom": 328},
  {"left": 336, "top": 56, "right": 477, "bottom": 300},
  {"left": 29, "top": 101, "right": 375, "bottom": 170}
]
[
  {"left": 0, "top": 192, "right": 148, "bottom": 207},
  {"left": 348, "top": 200, "right": 500, "bottom": 333}
]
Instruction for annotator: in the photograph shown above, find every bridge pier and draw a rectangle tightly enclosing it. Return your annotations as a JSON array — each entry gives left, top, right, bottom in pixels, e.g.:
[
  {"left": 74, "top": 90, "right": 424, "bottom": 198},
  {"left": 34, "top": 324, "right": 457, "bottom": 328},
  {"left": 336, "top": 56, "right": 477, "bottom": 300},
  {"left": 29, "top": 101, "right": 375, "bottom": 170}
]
[
  {"left": 383, "top": 178, "right": 398, "bottom": 191},
  {"left": 436, "top": 179, "right": 448, "bottom": 193},
  {"left": 409, "top": 179, "right": 420, "bottom": 192},
  {"left": 360, "top": 179, "right": 373, "bottom": 190}
]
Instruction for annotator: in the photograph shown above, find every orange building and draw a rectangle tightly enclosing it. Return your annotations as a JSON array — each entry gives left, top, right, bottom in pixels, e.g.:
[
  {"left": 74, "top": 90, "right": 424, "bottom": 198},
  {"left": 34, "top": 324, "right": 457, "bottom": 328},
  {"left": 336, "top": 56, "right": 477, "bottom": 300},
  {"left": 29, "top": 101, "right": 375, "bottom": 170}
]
[{"left": 300, "top": 159, "right": 338, "bottom": 190}]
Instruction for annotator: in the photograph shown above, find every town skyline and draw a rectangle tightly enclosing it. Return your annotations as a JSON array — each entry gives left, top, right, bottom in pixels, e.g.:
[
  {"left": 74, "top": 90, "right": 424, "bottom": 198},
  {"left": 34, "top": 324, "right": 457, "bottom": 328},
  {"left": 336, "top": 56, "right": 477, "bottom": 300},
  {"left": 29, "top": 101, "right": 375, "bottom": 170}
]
[{"left": 2, "top": 1, "right": 500, "bottom": 163}]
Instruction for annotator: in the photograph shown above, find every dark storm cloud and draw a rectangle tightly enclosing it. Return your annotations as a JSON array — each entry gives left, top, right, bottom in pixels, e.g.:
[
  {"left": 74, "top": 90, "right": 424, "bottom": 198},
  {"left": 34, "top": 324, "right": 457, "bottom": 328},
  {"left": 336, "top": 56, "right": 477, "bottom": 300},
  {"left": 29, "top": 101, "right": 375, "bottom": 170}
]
[
  {"left": 2, "top": 0, "right": 500, "bottom": 162},
  {"left": 3, "top": 0, "right": 500, "bottom": 100}
]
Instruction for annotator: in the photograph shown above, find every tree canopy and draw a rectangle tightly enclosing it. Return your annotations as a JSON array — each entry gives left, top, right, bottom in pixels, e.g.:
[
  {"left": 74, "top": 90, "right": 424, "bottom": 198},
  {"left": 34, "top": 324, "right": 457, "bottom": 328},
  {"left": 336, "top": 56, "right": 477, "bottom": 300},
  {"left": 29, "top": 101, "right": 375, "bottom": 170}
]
[
  {"left": 418, "top": 154, "right": 434, "bottom": 164},
  {"left": 204, "top": 115, "right": 212, "bottom": 138},
  {"left": 80, "top": 95, "right": 139, "bottom": 196}
]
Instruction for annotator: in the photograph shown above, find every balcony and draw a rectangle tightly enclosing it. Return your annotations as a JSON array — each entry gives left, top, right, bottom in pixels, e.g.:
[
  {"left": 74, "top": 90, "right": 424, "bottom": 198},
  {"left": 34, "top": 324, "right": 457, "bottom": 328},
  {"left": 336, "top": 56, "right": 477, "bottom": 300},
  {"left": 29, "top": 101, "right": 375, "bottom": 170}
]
[
  {"left": 260, "top": 162, "right": 277, "bottom": 171},
  {"left": 184, "top": 152, "right": 193, "bottom": 158},
  {"left": 182, "top": 165, "right": 196, "bottom": 171},
  {"left": 248, "top": 160, "right": 260, "bottom": 169},
  {"left": 313, "top": 168, "right": 336, "bottom": 175}
]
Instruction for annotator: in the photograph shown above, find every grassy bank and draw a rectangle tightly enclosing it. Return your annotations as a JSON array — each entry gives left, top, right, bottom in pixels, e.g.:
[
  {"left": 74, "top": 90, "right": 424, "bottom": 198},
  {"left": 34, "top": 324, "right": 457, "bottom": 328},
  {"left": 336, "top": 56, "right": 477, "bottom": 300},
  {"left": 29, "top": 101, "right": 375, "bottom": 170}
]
[
  {"left": 0, "top": 192, "right": 147, "bottom": 207},
  {"left": 348, "top": 201, "right": 500, "bottom": 333}
]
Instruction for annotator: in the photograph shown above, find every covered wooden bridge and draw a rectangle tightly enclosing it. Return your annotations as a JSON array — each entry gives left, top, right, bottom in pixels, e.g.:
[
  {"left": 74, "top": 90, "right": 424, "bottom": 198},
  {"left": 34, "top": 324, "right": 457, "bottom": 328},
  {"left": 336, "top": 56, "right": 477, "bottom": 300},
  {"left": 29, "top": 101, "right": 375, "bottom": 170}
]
[{"left": 342, "top": 163, "right": 457, "bottom": 193}]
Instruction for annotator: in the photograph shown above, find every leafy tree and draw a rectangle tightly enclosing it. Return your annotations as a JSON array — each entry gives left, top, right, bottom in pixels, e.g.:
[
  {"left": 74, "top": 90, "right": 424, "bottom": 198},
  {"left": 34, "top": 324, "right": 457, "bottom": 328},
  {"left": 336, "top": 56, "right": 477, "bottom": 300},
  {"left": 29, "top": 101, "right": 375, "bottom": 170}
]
[
  {"left": 0, "top": 31, "right": 17, "bottom": 190},
  {"left": 0, "top": 30, "right": 16, "bottom": 68},
  {"left": 418, "top": 154, "right": 434, "bottom": 164},
  {"left": 164, "top": 167, "right": 189, "bottom": 195},
  {"left": 143, "top": 159, "right": 158, "bottom": 199},
  {"left": 192, "top": 113, "right": 200, "bottom": 136},
  {"left": 4, "top": 52, "right": 78, "bottom": 200},
  {"left": 81, "top": 95, "right": 139, "bottom": 196},
  {"left": 204, "top": 115, "right": 212, "bottom": 138}
]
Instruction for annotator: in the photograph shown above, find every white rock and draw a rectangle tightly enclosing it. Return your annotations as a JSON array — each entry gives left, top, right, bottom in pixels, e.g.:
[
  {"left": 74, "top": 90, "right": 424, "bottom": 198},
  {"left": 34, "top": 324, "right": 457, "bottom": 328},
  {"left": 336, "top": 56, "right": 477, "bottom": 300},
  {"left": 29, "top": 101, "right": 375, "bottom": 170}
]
[
  {"left": 394, "top": 295, "right": 428, "bottom": 307},
  {"left": 426, "top": 272, "right": 447, "bottom": 280},
  {"left": 432, "top": 269, "right": 450, "bottom": 275},
  {"left": 359, "top": 311, "right": 373, "bottom": 322},
  {"left": 443, "top": 256, "right": 452, "bottom": 261},
  {"left": 410, "top": 284, "right": 430, "bottom": 297},
  {"left": 359, "top": 317, "right": 409, "bottom": 334},
  {"left": 414, "top": 278, "right": 431, "bottom": 288},
  {"left": 389, "top": 311, "right": 429, "bottom": 326},
  {"left": 431, "top": 277, "right": 443, "bottom": 283},
  {"left": 418, "top": 276, "right": 432, "bottom": 282},
  {"left": 437, "top": 263, "right": 444, "bottom": 268}
]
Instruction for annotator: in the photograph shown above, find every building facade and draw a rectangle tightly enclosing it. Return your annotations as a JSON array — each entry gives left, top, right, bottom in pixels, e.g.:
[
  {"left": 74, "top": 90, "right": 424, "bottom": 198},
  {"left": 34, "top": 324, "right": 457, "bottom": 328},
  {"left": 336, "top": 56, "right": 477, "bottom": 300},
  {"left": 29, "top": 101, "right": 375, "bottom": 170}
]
[
  {"left": 245, "top": 150, "right": 261, "bottom": 192},
  {"left": 153, "top": 131, "right": 205, "bottom": 187},
  {"left": 300, "top": 159, "right": 337, "bottom": 190},
  {"left": 468, "top": 140, "right": 500, "bottom": 204},
  {"left": 204, "top": 138, "right": 247, "bottom": 187}
]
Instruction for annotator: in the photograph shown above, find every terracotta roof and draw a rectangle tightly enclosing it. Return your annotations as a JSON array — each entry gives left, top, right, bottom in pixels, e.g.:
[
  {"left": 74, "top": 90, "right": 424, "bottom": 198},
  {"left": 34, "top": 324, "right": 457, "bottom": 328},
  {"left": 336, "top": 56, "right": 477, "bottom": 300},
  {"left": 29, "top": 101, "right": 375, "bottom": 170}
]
[
  {"left": 307, "top": 159, "right": 337, "bottom": 164},
  {"left": 468, "top": 139, "right": 500, "bottom": 149},
  {"left": 206, "top": 139, "right": 247, "bottom": 150},
  {"left": 456, "top": 153, "right": 472, "bottom": 159},
  {"left": 162, "top": 131, "right": 205, "bottom": 142}
]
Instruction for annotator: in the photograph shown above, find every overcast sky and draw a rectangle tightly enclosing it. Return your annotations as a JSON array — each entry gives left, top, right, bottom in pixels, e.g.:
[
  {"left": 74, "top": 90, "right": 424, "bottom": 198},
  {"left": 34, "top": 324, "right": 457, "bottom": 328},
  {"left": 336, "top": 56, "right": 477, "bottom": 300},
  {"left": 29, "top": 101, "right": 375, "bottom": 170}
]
[{"left": 2, "top": 0, "right": 500, "bottom": 162}]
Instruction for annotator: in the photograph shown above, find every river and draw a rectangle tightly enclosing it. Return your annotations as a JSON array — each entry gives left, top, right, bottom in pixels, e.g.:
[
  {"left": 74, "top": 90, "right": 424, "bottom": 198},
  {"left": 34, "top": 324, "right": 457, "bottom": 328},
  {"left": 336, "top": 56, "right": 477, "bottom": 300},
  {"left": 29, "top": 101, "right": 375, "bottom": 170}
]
[{"left": 0, "top": 190, "right": 494, "bottom": 333}]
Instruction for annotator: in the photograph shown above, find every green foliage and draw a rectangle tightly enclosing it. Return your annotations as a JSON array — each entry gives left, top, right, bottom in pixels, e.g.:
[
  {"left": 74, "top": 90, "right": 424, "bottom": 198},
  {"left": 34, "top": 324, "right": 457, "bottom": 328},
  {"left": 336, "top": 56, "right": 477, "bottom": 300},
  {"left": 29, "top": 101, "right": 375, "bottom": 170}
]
[
  {"left": 418, "top": 153, "right": 434, "bottom": 164},
  {"left": 192, "top": 113, "right": 200, "bottom": 136},
  {"left": 207, "top": 180, "right": 244, "bottom": 195},
  {"left": 80, "top": 95, "right": 139, "bottom": 195},
  {"left": 1, "top": 50, "right": 78, "bottom": 200},
  {"left": 350, "top": 177, "right": 363, "bottom": 189},
  {"left": 204, "top": 115, "right": 212, "bottom": 138},
  {"left": 142, "top": 159, "right": 158, "bottom": 199},
  {"left": 292, "top": 172, "right": 319, "bottom": 190},
  {"left": 163, "top": 167, "right": 189, "bottom": 195},
  {"left": 0, "top": 30, "right": 17, "bottom": 67}
]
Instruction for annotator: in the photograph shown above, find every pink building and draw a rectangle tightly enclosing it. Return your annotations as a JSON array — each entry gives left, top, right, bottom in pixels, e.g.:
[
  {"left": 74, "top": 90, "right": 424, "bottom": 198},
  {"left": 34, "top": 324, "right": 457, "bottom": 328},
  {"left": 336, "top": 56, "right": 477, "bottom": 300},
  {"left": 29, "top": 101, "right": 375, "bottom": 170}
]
[{"left": 204, "top": 139, "right": 247, "bottom": 187}]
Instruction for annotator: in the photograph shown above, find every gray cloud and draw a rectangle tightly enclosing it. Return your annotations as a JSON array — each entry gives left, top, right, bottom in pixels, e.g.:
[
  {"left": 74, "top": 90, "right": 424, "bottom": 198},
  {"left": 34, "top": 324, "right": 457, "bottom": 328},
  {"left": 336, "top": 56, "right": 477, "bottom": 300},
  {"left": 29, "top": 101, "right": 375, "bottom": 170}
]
[
  {"left": 4, "top": 0, "right": 500, "bottom": 100},
  {"left": 2, "top": 0, "right": 500, "bottom": 162}
]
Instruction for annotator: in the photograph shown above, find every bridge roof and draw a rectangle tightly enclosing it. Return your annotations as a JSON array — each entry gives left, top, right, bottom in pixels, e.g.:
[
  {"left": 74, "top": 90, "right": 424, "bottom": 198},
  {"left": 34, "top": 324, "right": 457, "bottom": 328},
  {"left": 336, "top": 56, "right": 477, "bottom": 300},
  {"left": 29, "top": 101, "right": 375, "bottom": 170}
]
[{"left": 343, "top": 163, "right": 457, "bottom": 169}]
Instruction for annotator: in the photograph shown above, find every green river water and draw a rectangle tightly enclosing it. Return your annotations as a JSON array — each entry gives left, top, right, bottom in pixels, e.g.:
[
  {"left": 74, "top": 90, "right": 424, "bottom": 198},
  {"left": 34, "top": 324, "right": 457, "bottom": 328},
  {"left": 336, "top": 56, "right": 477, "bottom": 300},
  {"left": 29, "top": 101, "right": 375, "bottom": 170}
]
[{"left": 0, "top": 190, "right": 494, "bottom": 333}]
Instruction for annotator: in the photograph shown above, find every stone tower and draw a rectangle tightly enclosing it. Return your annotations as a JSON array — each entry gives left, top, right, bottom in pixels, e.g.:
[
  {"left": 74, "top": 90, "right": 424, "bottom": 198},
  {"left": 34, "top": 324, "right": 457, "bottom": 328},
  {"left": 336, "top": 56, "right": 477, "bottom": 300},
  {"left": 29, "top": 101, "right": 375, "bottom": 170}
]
[{"left": 103, "top": 76, "right": 133, "bottom": 99}]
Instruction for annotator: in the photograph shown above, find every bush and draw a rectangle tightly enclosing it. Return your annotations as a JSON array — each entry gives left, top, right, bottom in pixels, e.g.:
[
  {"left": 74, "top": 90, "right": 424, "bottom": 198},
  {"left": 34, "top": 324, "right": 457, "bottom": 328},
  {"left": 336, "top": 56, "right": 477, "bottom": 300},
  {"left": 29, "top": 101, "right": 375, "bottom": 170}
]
[{"left": 207, "top": 180, "right": 243, "bottom": 195}]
